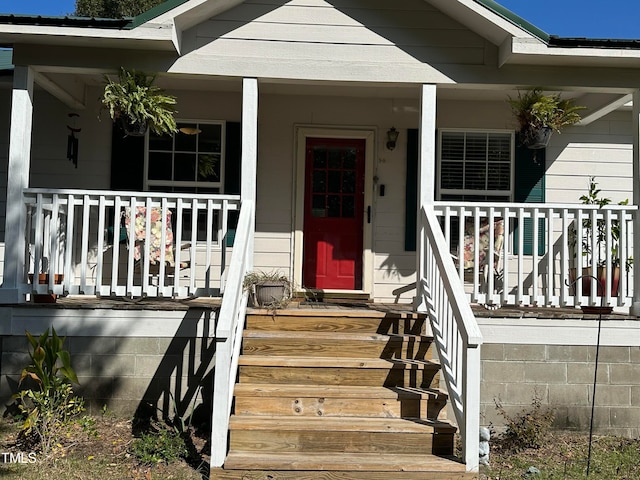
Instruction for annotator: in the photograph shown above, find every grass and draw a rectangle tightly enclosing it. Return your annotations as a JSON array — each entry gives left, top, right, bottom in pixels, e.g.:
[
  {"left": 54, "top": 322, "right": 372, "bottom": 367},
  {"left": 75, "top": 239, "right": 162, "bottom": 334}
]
[
  {"left": 481, "top": 431, "right": 640, "bottom": 479},
  {"left": 0, "top": 415, "right": 206, "bottom": 480}
]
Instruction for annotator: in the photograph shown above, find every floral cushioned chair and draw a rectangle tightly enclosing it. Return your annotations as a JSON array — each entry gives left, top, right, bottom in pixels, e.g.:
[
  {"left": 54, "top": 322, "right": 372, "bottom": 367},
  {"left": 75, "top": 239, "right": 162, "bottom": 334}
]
[
  {"left": 456, "top": 217, "right": 505, "bottom": 308},
  {"left": 124, "top": 207, "right": 190, "bottom": 275}
]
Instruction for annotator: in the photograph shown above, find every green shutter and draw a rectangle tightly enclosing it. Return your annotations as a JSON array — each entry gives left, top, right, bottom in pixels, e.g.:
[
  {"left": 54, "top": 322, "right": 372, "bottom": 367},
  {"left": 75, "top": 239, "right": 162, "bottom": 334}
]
[
  {"left": 513, "top": 146, "right": 545, "bottom": 255},
  {"left": 225, "top": 122, "right": 242, "bottom": 247},
  {"left": 405, "top": 129, "right": 419, "bottom": 251}
]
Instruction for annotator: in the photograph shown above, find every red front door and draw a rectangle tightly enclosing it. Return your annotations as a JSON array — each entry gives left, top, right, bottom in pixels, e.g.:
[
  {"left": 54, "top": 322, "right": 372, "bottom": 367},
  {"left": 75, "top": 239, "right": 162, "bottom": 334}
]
[{"left": 303, "top": 138, "right": 365, "bottom": 290}]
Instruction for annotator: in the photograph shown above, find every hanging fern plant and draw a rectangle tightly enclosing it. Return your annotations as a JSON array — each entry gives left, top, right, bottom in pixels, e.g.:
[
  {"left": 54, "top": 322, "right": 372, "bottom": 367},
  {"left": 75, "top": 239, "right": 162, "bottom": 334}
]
[
  {"left": 508, "top": 88, "right": 585, "bottom": 149},
  {"left": 102, "top": 67, "right": 177, "bottom": 136}
]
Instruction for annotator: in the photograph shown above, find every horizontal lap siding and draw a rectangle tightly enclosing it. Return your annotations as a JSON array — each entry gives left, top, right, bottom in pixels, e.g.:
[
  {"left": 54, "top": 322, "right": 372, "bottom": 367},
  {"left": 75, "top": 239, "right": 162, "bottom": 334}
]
[
  {"left": 180, "top": 0, "right": 491, "bottom": 80},
  {"left": 545, "top": 111, "right": 633, "bottom": 204}
]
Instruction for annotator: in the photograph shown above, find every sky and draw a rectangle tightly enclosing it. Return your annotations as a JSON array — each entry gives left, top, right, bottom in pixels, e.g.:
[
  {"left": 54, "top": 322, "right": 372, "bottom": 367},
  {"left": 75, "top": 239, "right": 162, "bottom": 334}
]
[{"left": 1, "top": 0, "right": 640, "bottom": 40}]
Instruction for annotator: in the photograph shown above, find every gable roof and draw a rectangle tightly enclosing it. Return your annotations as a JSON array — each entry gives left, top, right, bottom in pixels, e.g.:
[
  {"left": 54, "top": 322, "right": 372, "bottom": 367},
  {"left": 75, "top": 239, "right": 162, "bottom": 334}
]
[{"left": 0, "top": 0, "right": 639, "bottom": 66}]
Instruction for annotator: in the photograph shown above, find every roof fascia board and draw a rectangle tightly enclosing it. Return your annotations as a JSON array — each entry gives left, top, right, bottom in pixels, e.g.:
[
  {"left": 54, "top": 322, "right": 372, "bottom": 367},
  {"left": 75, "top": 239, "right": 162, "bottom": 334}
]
[
  {"left": 126, "top": 0, "right": 191, "bottom": 29},
  {"left": 426, "top": 0, "right": 540, "bottom": 46},
  {"left": 147, "top": 0, "right": 245, "bottom": 54},
  {"left": 0, "top": 23, "right": 175, "bottom": 51},
  {"left": 510, "top": 37, "right": 640, "bottom": 64},
  {"left": 472, "top": 0, "right": 549, "bottom": 42}
]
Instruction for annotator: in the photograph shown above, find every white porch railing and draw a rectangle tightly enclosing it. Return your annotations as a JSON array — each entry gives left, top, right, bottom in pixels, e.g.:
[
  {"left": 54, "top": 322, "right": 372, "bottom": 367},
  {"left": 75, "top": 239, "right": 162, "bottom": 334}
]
[
  {"left": 210, "top": 199, "right": 253, "bottom": 467},
  {"left": 418, "top": 206, "right": 482, "bottom": 472},
  {"left": 23, "top": 188, "right": 241, "bottom": 299},
  {"left": 435, "top": 201, "right": 637, "bottom": 308}
]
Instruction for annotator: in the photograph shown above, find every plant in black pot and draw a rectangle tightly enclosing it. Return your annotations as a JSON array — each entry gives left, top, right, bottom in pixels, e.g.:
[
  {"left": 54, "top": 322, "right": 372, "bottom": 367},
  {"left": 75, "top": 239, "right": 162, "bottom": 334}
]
[
  {"left": 508, "top": 88, "right": 585, "bottom": 149},
  {"left": 102, "top": 67, "right": 177, "bottom": 137},
  {"left": 568, "top": 177, "right": 633, "bottom": 312},
  {"left": 243, "top": 270, "right": 292, "bottom": 308}
]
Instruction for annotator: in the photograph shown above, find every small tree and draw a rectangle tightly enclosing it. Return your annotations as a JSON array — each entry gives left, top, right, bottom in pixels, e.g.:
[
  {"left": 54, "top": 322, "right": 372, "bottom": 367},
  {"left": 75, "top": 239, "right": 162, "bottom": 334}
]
[{"left": 75, "top": 0, "right": 165, "bottom": 18}]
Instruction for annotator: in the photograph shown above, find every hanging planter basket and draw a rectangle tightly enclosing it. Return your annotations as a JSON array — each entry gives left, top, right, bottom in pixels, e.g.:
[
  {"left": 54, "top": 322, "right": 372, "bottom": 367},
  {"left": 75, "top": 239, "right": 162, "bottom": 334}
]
[
  {"left": 521, "top": 126, "right": 553, "bottom": 150},
  {"left": 119, "top": 117, "right": 148, "bottom": 137}
]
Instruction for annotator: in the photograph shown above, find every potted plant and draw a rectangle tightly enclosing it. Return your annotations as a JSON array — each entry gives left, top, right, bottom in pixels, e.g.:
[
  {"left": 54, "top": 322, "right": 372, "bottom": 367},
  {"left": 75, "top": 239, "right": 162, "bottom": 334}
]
[
  {"left": 569, "top": 177, "right": 633, "bottom": 311},
  {"left": 243, "top": 270, "right": 292, "bottom": 308},
  {"left": 508, "top": 88, "right": 585, "bottom": 149},
  {"left": 102, "top": 67, "right": 178, "bottom": 137}
]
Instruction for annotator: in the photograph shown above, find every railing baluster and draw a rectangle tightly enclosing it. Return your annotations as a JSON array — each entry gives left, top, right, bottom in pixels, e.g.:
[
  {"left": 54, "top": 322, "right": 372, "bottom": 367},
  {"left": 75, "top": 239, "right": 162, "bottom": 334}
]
[
  {"left": 111, "top": 196, "right": 122, "bottom": 296},
  {"left": 532, "top": 208, "right": 540, "bottom": 305},
  {"left": 95, "top": 196, "right": 106, "bottom": 295},
  {"left": 501, "top": 207, "right": 509, "bottom": 305},
  {"left": 545, "top": 208, "right": 554, "bottom": 306},
  {"left": 604, "top": 210, "right": 612, "bottom": 306},
  {"left": 560, "top": 209, "right": 569, "bottom": 306},
  {"left": 220, "top": 199, "right": 229, "bottom": 294},
  {"left": 487, "top": 207, "right": 495, "bottom": 304},
  {"left": 619, "top": 210, "right": 628, "bottom": 304},
  {"left": 517, "top": 207, "right": 524, "bottom": 304},
  {"left": 190, "top": 198, "right": 198, "bottom": 291}
]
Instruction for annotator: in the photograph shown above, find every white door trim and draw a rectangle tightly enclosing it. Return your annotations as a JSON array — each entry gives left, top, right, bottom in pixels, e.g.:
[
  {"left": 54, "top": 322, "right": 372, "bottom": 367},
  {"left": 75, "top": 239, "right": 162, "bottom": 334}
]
[{"left": 293, "top": 125, "right": 375, "bottom": 296}]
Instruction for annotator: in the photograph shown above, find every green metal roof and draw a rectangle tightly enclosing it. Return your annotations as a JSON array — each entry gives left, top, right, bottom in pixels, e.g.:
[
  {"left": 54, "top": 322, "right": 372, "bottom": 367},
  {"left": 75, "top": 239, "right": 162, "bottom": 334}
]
[
  {"left": 125, "top": 0, "right": 190, "bottom": 29},
  {"left": 0, "top": 0, "right": 190, "bottom": 30},
  {"left": 473, "top": 0, "right": 550, "bottom": 43}
]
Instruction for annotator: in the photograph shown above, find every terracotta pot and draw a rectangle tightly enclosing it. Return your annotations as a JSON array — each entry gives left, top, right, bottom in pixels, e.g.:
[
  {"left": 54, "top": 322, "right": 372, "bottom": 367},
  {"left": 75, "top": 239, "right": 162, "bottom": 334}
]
[
  {"left": 569, "top": 266, "right": 619, "bottom": 313},
  {"left": 28, "top": 273, "right": 64, "bottom": 303}
]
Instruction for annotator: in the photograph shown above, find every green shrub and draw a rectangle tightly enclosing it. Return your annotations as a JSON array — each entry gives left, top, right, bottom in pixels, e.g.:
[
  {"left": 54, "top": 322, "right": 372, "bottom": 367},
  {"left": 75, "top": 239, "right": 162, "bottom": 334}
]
[
  {"left": 13, "top": 328, "right": 85, "bottom": 453},
  {"left": 494, "top": 394, "right": 555, "bottom": 453},
  {"left": 131, "top": 423, "right": 187, "bottom": 464}
]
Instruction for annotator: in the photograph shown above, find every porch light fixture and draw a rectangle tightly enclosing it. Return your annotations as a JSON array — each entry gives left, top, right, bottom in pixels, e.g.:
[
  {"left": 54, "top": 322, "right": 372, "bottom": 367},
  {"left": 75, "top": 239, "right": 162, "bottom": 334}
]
[
  {"left": 179, "top": 127, "right": 202, "bottom": 135},
  {"left": 386, "top": 127, "right": 399, "bottom": 150}
]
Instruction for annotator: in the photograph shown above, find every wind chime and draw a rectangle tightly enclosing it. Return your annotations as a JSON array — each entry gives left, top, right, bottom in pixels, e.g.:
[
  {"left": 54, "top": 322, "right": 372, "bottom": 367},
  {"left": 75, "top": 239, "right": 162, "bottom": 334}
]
[{"left": 66, "top": 113, "right": 81, "bottom": 168}]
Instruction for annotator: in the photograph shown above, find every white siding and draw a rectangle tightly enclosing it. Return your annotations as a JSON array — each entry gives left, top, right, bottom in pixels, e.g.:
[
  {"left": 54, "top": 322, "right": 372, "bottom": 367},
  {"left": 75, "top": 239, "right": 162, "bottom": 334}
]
[
  {"left": 545, "top": 110, "right": 633, "bottom": 204},
  {"left": 172, "top": 0, "right": 494, "bottom": 82}
]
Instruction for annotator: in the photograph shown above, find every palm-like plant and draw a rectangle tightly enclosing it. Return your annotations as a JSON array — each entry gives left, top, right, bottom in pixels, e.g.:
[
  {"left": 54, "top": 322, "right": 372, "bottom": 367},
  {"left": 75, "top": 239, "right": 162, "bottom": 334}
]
[{"left": 102, "top": 67, "right": 177, "bottom": 136}]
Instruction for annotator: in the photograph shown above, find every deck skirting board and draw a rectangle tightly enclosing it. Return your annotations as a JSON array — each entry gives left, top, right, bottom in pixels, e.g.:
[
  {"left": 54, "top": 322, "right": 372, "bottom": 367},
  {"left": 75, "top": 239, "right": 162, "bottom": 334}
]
[{"left": 478, "top": 318, "right": 640, "bottom": 346}]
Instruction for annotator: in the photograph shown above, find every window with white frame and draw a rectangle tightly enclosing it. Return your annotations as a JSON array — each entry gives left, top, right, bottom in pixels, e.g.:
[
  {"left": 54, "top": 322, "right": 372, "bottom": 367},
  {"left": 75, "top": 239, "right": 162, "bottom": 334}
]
[
  {"left": 437, "top": 130, "right": 513, "bottom": 202},
  {"left": 145, "top": 121, "right": 226, "bottom": 242},
  {"left": 145, "top": 121, "right": 224, "bottom": 193}
]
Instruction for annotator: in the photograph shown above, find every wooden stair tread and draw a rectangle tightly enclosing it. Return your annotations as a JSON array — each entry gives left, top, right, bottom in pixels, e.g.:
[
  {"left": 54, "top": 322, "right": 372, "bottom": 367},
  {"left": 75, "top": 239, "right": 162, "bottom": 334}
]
[
  {"left": 247, "top": 309, "right": 426, "bottom": 319},
  {"left": 244, "top": 330, "right": 432, "bottom": 341},
  {"left": 229, "top": 415, "right": 456, "bottom": 433},
  {"left": 234, "top": 383, "right": 446, "bottom": 399},
  {"left": 223, "top": 452, "right": 467, "bottom": 473},
  {"left": 238, "top": 355, "right": 440, "bottom": 369}
]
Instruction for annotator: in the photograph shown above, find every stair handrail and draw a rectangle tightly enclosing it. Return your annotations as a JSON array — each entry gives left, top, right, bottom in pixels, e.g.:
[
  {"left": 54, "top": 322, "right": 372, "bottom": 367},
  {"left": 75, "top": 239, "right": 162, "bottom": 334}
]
[
  {"left": 210, "top": 199, "right": 254, "bottom": 467},
  {"left": 418, "top": 205, "right": 483, "bottom": 472}
]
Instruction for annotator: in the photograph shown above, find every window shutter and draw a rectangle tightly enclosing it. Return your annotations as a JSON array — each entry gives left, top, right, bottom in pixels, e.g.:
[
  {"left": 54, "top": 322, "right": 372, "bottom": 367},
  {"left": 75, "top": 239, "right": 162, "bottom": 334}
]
[
  {"left": 405, "top": 128, "right": 419, "bottom": 251},
  {"left": 110, "top": 122, "right": 144, "bottom": 191},
  {"left": 513, "top": 146, "right": 545, "bottom": 255},
  {"left": 224, "top": 122, "right": 242, "bottom": 246}
]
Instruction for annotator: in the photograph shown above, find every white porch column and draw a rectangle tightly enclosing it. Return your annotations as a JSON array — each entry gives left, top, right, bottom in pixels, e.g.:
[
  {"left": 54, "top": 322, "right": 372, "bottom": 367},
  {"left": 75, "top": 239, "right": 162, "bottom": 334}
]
[
  {"left": 414, "top": 84, "right": 437, "bottom": 310},
  {"left": 241, "top": 77, "right": 258, "bottom": 271},
  {"left": 2, "top": 66, "right": 34, "bottom": 301},
  {"left": 631, "top": 90, "right": 640, "bottom": 316}
]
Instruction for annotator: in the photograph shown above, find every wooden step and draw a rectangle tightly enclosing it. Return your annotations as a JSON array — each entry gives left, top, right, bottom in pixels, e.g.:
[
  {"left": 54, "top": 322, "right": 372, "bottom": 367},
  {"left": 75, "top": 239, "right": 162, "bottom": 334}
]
[
  {"left": 228, "top": 416, "right": 455, "bottom": 455},
  {"left": 238, "top": 356, "right": 441, "bottom": 388},
  {"left": 234, "top": 384, "right": 447, "bottom": 419},
  {"left": 220, "top": 452, "right": 470, "bottom": 477},
  {"left": 242, "top": 331, "right": 434, "bottom": 360},
  {"left": 246, "top": 310, "right": 426, "bottom": 334}
]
